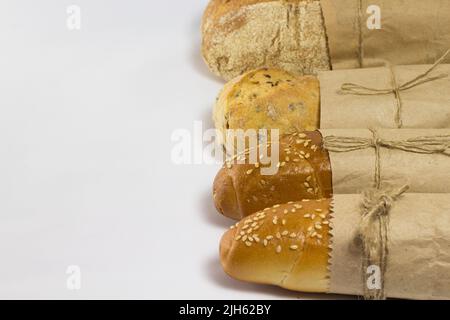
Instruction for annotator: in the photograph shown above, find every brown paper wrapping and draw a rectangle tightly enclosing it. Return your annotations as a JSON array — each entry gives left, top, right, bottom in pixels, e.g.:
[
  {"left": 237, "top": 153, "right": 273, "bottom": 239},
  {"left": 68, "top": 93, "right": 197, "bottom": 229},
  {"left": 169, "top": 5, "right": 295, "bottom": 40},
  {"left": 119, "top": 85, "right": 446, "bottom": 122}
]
[
  {"left": 320, "top": 0, "right": 450, "bottom": 69},
  {"left": 318, "top": 65, "right": 450, "bottom": 129},
  {"left": 319, "top": 129, "right": 450, "bottom": 194},
  {"left": 329, "top": 193, "right": 450, "bottom": 300}
]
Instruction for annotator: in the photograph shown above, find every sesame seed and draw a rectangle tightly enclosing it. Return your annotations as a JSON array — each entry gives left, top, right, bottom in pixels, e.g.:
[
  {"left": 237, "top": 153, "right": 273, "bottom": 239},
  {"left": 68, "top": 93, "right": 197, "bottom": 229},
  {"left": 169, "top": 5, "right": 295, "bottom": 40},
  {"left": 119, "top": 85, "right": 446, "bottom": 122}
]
[
  {"left": 290, "top": 245, "right": 299, "bottom": 250},
  {"left": 255, "top": 163, "right": 260, "bottom": 168},
  {"left": 266, "top": 235, "right": 274, "bottom": 240},
  {"left": 285, "top": 156, "right": 290, "bottom": 162},
  {"left": 235, "top": 235, "right": 242, "bottom": 241},
  {"left": 273, "top": 204, "right": 280, "bottom": 208},
  {"left": 312, "top": 232, "right": 318, "bottom": 238},
  {"left": 276, "top": 232, "right": 281, "bottom": 239},
  {"left": 240, "top": 231, "right": 245, "bottom": 236},
  {"left": 322, "top": 221, "right": 329, "bottom": 225},
  {"left": 282, "top": 219, "right": 286, "bottom": 225},
  {"left": 290, "top": 233, "right": 297, "bottom": 238},
  {"left": 304, "top": 182, "right": 310, "bottom": 188},
  {"left": 246, "top": 169, "right": 254, "bottom": 175},
  {"left": 298, "top": 133, "right": 307, "bottom": 138},
  {"left": 308, "top": 226, "right": 313, "bottom": 232},
  {"left": 251, "top": 222, "right": 257, "bottom": 227},
  {"left": 307, "top": 188, "right": 314, "bottom": 193},
  {"left": 320, "top": 214, "right": 326, "bottom": 219},
  {"left": 317, "top": 234, "right": 323, "bottom": 239},
  {"left": 294, "top": 204, "right": 303, "bottom": 209},
  {"left": 248, "top": 236, "right": 254, "bottom": 242},
  {"left": 245, "top": 241, "right": 252, "bottom": 247},
  {"left": 282, "top": 230, "right": 289, "bottom": 236},
  {"left": 315, "top": 225, "right": 322, "bottom": 230},
  {"left": 242, "top": 235, "right": 248, "bottom": 241},
  {"left": 315, "top": 209, "right": 323, "bottom": 213},
  {"left": 306, "top": 176, "right": 312, "bottom": 182},
  {"left": 263, "top": 240, "right": 268, "bottom": 246},
  {"left": 242, "top": 224, "right": 249, "bottom": 230},
  {"left": 276, "top": 245, "right": 282, "bottom": 253},
  {"left": 305, "top": 153, "right": 310, "bottom": 159},
  {"left": 304, "top": 214, "right": 311, "bottom": 218},
  {"left": 284, "top": 209, "right": 289, "bottom": 214},
  {"left": 304, "top": 141, "right": 309, "bottom": 147},
  {"left": 291, "top": 208, "right": 296, "bottom": 213},
  {"left": 311, "top": 214, "right": 316, "bottom": 219}
]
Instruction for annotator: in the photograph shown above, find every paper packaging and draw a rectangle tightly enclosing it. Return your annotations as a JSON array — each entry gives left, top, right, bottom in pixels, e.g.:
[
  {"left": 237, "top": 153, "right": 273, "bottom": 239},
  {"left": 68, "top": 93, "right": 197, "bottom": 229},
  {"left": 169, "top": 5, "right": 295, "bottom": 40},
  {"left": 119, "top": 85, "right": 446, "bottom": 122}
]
[
  {"left": 318, "top": 65, "right": 450, "bottom": 129},
  {"left": 329, "top": 193, "right": 450, "bottom": 300},
  {"left": 320, "top": 0, "right": 450, "bottom": 69},
  {"left": 319, "top": 129, "right": 450, "bottom": 194}
]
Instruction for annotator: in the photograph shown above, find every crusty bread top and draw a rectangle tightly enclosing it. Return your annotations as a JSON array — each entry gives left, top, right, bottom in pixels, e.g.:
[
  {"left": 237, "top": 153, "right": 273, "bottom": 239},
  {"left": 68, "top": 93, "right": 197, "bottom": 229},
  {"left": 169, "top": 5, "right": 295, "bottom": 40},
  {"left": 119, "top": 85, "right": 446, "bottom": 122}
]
[
  {"left": 203, "top": 0, "right": 309, "bottom": 26},
  {"left": 220, "top": 198, "right": 332, "bottom": 293},
  {"left": 214, "top": 68, "right": 320, "bottom": 145}
]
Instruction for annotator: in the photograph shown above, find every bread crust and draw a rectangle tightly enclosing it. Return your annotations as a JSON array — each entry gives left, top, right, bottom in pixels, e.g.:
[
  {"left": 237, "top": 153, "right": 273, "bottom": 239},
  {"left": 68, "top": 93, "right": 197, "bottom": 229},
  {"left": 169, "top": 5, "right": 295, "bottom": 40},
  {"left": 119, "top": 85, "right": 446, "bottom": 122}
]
[
  {"left": 220, "top": 199, "right": 331, "bottom": 293},
  {"left": 202, "top": 0, "right": 330, "bottom": 80},
  {"left": 213, "top": 131, "right": 333, "bottom": 220},
  {"left": 213, "top": 68, "right": 320, "bottom": 146}
]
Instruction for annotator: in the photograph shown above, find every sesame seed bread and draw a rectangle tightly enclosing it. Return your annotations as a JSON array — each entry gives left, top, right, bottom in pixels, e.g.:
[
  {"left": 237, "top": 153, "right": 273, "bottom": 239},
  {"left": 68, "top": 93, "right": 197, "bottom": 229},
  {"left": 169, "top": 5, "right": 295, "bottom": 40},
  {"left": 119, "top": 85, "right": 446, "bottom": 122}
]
[
  {"left": 220, "top": 199, "right": 331, "bottom": 293},
  {"left": 213, "top": 68, "right": 320, "bottom": 146},
  {"left": 213, "top": 131, "right": 332, "bottom": 220},
  {"left": 202, "top": 0, "right": 331, "bottom": 81}
]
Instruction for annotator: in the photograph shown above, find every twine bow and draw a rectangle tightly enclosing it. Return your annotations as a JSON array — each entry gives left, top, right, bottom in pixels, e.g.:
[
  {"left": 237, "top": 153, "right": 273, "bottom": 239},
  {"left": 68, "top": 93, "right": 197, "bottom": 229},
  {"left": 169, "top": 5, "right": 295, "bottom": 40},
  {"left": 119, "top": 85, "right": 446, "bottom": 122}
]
[
  {"left": 358, "top": 185, "right": 409, "bottom": 300},
  {"left": 339, "top": 48, "right": 450, "bottom": 128}
]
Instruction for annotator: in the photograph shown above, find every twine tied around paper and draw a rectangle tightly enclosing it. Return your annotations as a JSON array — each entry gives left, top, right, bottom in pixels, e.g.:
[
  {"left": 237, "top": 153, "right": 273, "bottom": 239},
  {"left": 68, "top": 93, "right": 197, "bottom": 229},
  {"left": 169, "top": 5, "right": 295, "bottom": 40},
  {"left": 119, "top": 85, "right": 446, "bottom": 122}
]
[
  {"left": 324, "top": 131, "right": 449, "bottom": 299},
  {"left": 357, "top": 185, "right": 409, "bottom": 300},
  {"left": 338, "top": 49, "right": 450, "bottom": 128},
  {"left": 323, "top": 130, "right": 450, "bottom": 189}
]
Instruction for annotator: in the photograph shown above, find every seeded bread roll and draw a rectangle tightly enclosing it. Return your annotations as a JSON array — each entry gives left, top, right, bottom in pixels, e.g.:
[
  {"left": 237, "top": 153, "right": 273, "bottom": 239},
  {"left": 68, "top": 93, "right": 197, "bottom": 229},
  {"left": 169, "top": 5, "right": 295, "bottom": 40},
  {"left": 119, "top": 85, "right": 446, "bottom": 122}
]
[
  {"left": 214, "top": 68, "right": 320, "bottom": 146},
  {"left": 220, "top": 199, "right": 331, "bottom": 293},
  {"left": 213, "top": 131, "right": 332, "bottom": 220},
  {"left": 202, "top": 0, "right": 330, "bottom": 80}
]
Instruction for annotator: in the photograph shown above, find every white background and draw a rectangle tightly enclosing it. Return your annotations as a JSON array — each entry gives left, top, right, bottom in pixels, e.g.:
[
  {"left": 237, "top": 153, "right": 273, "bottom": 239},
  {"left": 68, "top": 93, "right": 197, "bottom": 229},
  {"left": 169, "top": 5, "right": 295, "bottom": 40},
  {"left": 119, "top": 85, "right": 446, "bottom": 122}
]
[{"left": 0, "top": 0, "right": 342, "bottom": 299}]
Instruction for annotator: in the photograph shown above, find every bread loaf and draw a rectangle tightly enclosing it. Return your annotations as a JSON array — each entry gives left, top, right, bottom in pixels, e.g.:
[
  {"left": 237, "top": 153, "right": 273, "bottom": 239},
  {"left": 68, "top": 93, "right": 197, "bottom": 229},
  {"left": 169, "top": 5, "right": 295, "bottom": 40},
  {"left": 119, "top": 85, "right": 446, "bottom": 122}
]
[
  {"left": 221, "top": 194, "right": 450, "bottom": 299},
  {"left": 220, "top": 199, "right": 331, "bottom": 293},
  {"left": 202, "top": 0, "right": 330, "bottom": 81},
  {"left": 213, "top": 68, "right": 320, "bottom": 146},
  {"left": 213, "top": 131, "right": 332, "bottom": 220}
]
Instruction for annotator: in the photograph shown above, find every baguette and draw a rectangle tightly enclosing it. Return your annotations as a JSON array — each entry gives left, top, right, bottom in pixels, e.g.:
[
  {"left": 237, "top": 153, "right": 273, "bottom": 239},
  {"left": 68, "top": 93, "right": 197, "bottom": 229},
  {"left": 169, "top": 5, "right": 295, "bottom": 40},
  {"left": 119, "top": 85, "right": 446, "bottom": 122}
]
[
  {"left": 220, "top": 199, "right": 331, "bottom": 293},
  {"left": 202, "top": 0, "right": 330, "bottom": 81},
  {"left": 213, "top": 68, "right": 320, "bottom": 146},
  {"left": 213, "top": 131, "right": 332, "bottom": 220}
]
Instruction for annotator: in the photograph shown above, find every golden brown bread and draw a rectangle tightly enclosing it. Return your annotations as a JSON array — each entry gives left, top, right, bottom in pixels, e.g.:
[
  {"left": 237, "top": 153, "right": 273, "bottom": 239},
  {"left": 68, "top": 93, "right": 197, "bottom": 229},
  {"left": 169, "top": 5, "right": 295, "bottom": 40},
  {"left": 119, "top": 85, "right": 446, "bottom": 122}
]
[
  {"left": 213, "top": 131, "right": 333, "bottom": 220},
  {"left": 213, "top": 68, "right": 320, "bottom": 146},
  {"left": 202, "top": 0, "right": 330, "bottom": 80},
  {"left": 220, "top": 199, "right": 331, "bottom": 293}
]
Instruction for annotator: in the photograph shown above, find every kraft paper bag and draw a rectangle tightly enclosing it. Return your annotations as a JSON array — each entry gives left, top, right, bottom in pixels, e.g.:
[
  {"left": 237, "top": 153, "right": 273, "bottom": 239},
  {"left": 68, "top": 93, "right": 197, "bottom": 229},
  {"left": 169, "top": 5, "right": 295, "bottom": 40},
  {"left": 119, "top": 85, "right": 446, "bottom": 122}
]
[
  {"left": 318, "top": 64, "right": 450, "bottom": 129},
  {"left": 329, "top": 193, "right": 450, "bottom": 300},
  {"left": 320, "top": 0, "right": 450, "bottom": 69},
  {"left": 319, "top": 129, "right": 450, "bottom": 194}
]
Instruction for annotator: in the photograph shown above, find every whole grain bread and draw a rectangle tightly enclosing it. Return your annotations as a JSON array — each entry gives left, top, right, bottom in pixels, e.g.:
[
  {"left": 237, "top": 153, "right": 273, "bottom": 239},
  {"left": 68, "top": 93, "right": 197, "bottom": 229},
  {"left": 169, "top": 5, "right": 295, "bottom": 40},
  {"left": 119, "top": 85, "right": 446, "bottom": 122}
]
[{"left": 202, "top": 0, "right": 331, "bottom": 81}]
